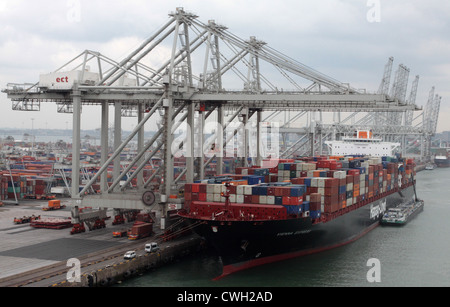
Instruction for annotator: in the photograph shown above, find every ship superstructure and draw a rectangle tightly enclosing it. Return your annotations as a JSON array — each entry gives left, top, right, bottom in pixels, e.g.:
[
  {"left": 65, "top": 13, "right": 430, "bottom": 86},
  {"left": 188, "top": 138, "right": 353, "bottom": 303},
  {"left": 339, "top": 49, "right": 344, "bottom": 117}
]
[{"left": 325, "top": 130, "right": 400, "bottom": 157}]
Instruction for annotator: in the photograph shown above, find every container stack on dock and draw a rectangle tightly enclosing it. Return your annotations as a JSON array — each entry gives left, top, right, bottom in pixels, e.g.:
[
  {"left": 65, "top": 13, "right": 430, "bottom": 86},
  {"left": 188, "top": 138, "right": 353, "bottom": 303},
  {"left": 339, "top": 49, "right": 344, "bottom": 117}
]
[
  {"left": 0, "top": 174, "right": 7, "bottom": 201},
  {"left": 30, "top": 218, "right": 73, "bottom": 229},
  {"left": 183, "top": 155, "right": 416, "bottom": 222}
]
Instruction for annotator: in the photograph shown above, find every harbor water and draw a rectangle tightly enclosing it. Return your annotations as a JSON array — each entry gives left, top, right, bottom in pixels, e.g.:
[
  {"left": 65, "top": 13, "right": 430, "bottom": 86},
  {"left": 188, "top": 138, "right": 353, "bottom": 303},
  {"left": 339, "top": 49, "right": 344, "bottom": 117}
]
[{"left": 117, "top": 168, "right": 450, "bottom": 287}]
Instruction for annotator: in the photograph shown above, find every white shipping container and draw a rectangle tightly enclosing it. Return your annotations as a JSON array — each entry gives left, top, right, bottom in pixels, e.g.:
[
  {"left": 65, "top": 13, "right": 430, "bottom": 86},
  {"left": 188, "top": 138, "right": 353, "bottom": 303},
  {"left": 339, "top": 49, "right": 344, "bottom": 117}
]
[
  {"left": 267, "top": 195, "right": 275, "bottom": 205},
  {"left": 206, "top": 194, "right": 214, "bottom": 202},
  {"left": 213, "top": 184, "right": 222, "bottom": 194},
  {"left": 259, "top": 195, "right": 267, "bottom": 204},
  {"left": 236, "top": 194, "right": 244, "bottom": 203},
  {"left": 206, "top": 184, "right": 215, "bottom": 194},
  {"left": 303, "top": 163, "right": 316, "bottom": 171},
  {"left": 333, "top": 171, "right": 346, "bottom": 179},
  {"left": 347, "top": 197, "right": 353, "bottom": 206},
  {"left": 244, "top": 185, "right": 253, "bottom": 195},
  {"left": 236, "top": 185, "right": 244, "bottom": 195}
]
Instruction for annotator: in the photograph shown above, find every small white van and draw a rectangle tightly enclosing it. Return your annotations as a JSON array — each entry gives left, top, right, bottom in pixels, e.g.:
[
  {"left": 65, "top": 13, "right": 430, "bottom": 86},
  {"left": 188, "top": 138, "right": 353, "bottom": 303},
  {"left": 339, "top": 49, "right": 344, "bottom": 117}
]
[{"left": 145, "top": 242, "right": 160, "bottom": 253}]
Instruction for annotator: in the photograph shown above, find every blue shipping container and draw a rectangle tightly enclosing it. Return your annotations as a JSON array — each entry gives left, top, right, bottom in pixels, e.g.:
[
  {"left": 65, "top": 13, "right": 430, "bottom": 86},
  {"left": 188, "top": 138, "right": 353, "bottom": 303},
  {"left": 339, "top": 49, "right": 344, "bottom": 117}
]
[{"left": 310, "top": 210, "right": 321, "bottom": 219}]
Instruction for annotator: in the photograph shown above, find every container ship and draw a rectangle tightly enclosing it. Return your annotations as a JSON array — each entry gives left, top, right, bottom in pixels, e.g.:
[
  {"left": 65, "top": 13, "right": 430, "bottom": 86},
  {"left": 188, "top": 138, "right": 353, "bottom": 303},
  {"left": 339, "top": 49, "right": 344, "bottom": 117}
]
[
  {"left": 179, "top": 130, "right": 417, "bottom": 278},
  {"left": 434, "top": 151, "right": 450, "bottom": 168}
]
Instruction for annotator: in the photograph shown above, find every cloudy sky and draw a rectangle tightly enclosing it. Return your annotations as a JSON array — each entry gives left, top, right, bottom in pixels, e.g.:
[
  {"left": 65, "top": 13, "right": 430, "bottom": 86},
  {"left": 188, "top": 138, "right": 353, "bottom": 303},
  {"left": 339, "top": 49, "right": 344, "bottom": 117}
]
[{"left": 0, "top": 0, "right": 449, "bottom": 133}]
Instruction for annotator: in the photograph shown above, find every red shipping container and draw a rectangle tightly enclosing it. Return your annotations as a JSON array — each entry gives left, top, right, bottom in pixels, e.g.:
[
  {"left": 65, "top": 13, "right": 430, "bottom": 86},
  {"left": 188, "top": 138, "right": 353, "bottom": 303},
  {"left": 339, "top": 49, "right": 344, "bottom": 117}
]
[
  {"left": 191, "top": 184, "right": 200, "bottom": 193},
  {"left": 198, "top": 193, "right": 206, "bottom": 201},
  {"left": 330, "top": 162, "right": 342, "bottom": 170},
  {"left": 269, "top": 167, "right": 278, "bottom": 173},
  {"left": 317, "top": 160, "right": 330, "bottom": 168},
  {"left": 310, "top": 193, "right": 321, "bottom": 203},
  {"left": 289, "top": 196, "right": 303, "bottom": 206},
  {"left": 281, "top": 187, "right": 291, "bottom": 197},
  {"left": 323, "top": 195, "right": 338, "bottom": 206},
  {"left": 310, "top": 201, "right": 321, "bottom": 211},
  {"left": 324, "top": 186, "right": 338, "bottom": 196},
  {"left": 191, "top": 193, "right": 199, "bottom": 201},
  {"left": 228, "top": 185, "right": 237, "bottom": 194},
  {"left": 244, "top": 195, "right": 253, "bottom": 203},
  {"left": 199, "top": 184, "right": 207, "bottom": 193},
  {"left": 307, "top": 187, "right": 318, "bottom": 194},
  {"left": 332, "top": 202, "right": 340, "bottom": 212},
  {"left": 346, "top": 175, "right": 353, "bottom": 184},
  {"left": 290, "top": 178, "right": 303, "bottom": 185},
  {"left": 324, "top": 202, "right": 339, "bottom": 213},
  {"left": 282, "top": 196, "right": 291, "bottom": 205},
  {"left": 274, "top": 187, "right": 284, "bottom": 197},
  {"left": 251, "top": 195, "right": 260, "bottom": 204},
  {"left": 323, "top": 203, "right": 332, "bottom": 213},
  {"left": 348, "top": 169, "right": 360, "bottom": 176},
  {"left": 324, "top": 178, "right": 339, "bottom": 187}
]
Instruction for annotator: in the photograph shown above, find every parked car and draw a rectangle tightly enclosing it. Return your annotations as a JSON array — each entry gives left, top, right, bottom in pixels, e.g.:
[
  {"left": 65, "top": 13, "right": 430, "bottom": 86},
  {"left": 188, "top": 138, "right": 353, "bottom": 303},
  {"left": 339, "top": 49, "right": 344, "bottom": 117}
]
[
  {"left": 124, "top": 251, "right": 136, "bottom": 259},
  {"left": 145, "top": 242, "right": 160, "bottom": 253}
]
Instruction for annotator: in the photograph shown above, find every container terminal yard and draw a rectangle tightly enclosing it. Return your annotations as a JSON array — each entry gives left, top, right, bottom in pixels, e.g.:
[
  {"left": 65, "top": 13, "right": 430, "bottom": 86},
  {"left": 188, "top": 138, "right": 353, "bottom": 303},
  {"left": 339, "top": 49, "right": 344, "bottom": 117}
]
[{"left": 0, "top": 8, "right": 444, "bottom": 287}]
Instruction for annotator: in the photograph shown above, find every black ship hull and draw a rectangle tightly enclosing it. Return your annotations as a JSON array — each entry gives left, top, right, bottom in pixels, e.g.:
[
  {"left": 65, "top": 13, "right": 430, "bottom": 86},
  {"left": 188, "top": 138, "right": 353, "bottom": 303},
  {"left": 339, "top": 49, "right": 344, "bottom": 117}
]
[
  {"left": 183, "top": 185, "right": 414, "bottom": 279},
  {"left": 434, "top": 158, "right": 450, "bottom": 168}
]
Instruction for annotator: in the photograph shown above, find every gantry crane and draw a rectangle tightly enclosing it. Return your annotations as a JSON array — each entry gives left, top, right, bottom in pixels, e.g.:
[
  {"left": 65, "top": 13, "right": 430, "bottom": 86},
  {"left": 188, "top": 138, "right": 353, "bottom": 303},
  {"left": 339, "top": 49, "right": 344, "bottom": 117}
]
[{"left": 3, "top": 8, "right": 431, "bottom": 229}]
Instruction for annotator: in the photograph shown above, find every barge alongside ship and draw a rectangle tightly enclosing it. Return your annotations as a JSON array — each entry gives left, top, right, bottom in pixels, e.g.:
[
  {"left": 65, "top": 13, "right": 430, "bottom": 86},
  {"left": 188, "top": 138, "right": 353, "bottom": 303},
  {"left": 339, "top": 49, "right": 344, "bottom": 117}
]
[
  {"left": 179, "top": 131, "right": 418, "bottom": 278},
  {"left": 381, "top": 198, "right": 424, "bottom": 226}
]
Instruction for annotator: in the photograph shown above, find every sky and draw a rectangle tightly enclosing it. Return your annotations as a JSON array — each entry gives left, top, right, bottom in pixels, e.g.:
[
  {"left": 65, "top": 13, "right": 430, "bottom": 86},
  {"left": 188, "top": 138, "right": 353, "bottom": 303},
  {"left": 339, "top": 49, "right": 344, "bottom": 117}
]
[{"left": 0, "top": 0, "right": 449, "bottom": 133}]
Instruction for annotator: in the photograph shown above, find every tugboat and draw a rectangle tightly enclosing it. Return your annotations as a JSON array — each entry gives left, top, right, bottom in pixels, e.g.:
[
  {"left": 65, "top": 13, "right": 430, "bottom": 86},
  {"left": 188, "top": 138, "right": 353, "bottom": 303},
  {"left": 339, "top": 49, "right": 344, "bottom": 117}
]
[{"left": 425, "top": 163, "right": 435, "bottom": 170}]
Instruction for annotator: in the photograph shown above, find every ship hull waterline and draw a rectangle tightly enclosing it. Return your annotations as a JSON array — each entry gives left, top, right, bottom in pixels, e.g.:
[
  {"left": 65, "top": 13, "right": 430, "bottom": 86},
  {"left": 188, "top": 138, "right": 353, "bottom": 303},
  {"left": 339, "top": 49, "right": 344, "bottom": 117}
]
[{"left": 181, "top": 185, "right": 414, "bottom": 280}]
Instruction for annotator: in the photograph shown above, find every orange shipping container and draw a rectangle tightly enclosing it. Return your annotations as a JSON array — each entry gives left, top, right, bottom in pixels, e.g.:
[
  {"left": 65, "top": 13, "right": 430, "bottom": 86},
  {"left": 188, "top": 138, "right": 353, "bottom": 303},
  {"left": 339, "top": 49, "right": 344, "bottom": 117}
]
[{"left": 48, "top": 200, "right": 61, "bottom": 208}]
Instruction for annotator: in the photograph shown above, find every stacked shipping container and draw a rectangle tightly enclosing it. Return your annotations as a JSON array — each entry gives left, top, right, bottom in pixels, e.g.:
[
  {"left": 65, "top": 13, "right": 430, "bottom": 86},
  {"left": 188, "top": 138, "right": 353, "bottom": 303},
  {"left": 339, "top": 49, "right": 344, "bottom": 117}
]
[{"left": 184, "top": 155, "right": 416, "bottom": 222}]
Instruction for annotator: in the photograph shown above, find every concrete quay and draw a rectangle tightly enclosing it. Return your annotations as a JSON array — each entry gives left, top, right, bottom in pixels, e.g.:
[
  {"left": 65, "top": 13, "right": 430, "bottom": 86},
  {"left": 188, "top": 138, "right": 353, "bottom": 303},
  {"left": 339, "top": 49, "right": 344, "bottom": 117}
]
[{"left": 0, "top": 200, "right": 206, "bottom": 287}]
